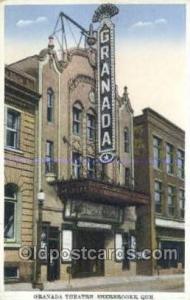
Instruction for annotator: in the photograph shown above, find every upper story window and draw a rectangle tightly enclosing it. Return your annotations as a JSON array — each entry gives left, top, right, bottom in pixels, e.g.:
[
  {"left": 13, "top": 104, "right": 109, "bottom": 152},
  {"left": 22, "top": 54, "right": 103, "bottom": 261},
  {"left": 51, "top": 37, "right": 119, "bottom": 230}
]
[
  {"left": 4, "top": 183, "right": 18, "bottom": 242},
  {"left": 124, "top": 128, "right": 130, "bottom": 153},
  {"left": 47, "top": 88, "right": 54, "bottom": 122},
  {"left": 87, "top": 112, "right": 96, "bottom": 141},
  {"left": 166, "top": 143, "right": 174, "bottom": 174},
  {"left": 45, "top": 140, "right": 54, "bottom": 173},
  {"left": 179, "top": 189, "right": 185, "bottom": 219},
  {"left": 154, "top": 181, "right": 162, "bottom": 214},
  {"left": 153, "top": 136, "right": 162, "bottom": 169},
  {"left": 73, "top": 102, "right": 82, "bottom": 136},
  {"left": 72, "top": 152, "right": 82, "bottom": 179},
  {"left": 167, "top": 185, "right": 175, "bottom": 217},
  {"left": 5, "top": 107, "right": 20, "bottom": 149},
  {"left": 87, "top": 157, "right": 95, "bottom": 179},
  {"left": 177, "top": 150, "right": 184, "bottom": 179}
]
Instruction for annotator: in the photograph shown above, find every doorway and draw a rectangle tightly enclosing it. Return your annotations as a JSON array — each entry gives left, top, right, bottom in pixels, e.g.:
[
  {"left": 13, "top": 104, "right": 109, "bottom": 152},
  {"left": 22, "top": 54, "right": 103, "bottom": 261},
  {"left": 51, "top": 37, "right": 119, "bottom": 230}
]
[
  {"left": 72, "top": 230, "right": 105, "bottom": 278},
  {"left": 47, "top": 227, "right": 60, "bottom": 281}
]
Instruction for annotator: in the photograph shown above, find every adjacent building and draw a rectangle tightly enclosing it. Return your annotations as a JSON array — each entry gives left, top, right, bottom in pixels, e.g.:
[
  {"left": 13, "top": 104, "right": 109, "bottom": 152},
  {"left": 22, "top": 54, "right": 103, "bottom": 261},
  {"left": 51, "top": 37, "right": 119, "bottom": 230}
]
[
  {"left": 134, "top": 108, "right": 185, "bottom": 275},
  {"left": 4, "top": 65, "right": 40, "bottom": 282}
]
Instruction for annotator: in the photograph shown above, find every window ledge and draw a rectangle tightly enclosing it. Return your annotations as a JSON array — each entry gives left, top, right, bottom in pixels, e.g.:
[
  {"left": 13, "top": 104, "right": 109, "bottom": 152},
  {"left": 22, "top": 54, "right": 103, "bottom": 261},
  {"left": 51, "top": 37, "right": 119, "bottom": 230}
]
[
  {"left": 155, "top": 212, "right": 162, "bottom": 215},
  {"left": 73, "top": 134, "right": 81, "bottom": 139},
  {"left": 4, "top": 243, "right": 21, "bottom": 249},
  {"left": 155, "top": 217, "right": 185, "bottom": 230},
  {"left": 155, "top": 215, "right": 185, "bottom": 223},
  {"left": 5, "top": 278, "right": 20, "bottom": 283},
  {"left": 166, "top": 172, "right": 175, "bottom": 177},
  {"left": 153, "top": 167, "right": 162, "bottom": 172},
  {"left": 46, "top": 172, "right": 57, "bottom": 183},
  {"left": 4, "top": 147, "right": 24, "bottom": 155}
]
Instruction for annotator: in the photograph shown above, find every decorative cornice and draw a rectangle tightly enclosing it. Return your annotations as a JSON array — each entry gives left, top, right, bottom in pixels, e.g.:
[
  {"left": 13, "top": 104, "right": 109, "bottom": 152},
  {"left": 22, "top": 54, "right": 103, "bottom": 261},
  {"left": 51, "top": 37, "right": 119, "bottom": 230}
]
[
  {"left": 68, "top": 48, "right": 96, "bottom": 69},
  {"left": 5, "top": 78, "right": 40, "bottom": 106},
  {"left": 38, "top": 47, "right": 96, "bottom": 72},
  {"left": 68, "top": 74, "right": 95, "bottom": 92},
  {"left": 86, "top": 144, "right": 96, "bottom": 155},
  {"left": 38, "top": 48, "right": 49, "bottom": 61},
  {"left": 38, "top": 48, "right": 65, "bottom": 73},
  {"left": 69, "top": 48, "right": 89, "bottom": 58},
  {"left": 87, "top": 48, "right": 97, "bottom": 68},
  {"left": 72, "top": 139, "right": 82, "bottom": 152}
]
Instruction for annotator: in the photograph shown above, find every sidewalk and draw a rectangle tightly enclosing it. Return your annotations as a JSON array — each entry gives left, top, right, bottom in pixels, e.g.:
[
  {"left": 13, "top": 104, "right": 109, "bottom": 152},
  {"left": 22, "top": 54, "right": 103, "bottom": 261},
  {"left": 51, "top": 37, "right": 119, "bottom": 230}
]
[{"left": 4, "top": 274, "right": 184, "bottom": 291}]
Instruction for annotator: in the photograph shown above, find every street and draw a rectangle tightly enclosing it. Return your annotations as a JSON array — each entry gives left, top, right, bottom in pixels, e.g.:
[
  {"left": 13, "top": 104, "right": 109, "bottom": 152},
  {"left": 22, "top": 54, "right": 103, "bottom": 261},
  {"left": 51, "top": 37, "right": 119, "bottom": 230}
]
[
  {"left": 5, "top": 274, "right": 184, "bottom": 292},
  {"left": 75, "top": 281, "right": 184, "bottom": 292},
  {"left": 62, "top": 275, "right": 184, "bottom": 292}
]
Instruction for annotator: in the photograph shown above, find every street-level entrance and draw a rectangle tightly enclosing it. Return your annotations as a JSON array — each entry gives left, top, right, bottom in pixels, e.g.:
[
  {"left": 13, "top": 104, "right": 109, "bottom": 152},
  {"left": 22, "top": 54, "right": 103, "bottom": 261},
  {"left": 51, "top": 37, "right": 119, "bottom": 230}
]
[
  {"left": 47, "top": 226, "right": 60, "bottom": 281},
  {"left": 72, "top": 230, "right": 105, "bottom": 278}
]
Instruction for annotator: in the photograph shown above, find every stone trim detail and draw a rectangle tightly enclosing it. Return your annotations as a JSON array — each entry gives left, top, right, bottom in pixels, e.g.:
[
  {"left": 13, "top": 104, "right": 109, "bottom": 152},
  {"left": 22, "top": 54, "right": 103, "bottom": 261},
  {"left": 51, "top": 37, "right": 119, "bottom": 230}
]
[{"left": 68, "top": 74, "right": 95, "bottom": 92}]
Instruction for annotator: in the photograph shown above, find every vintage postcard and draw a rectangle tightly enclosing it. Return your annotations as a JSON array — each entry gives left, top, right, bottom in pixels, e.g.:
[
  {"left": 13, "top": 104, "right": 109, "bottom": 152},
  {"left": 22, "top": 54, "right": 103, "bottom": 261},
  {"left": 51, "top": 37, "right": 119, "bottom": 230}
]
[{"left": 0, "top": 1, "right": 189, "bottom": 300}]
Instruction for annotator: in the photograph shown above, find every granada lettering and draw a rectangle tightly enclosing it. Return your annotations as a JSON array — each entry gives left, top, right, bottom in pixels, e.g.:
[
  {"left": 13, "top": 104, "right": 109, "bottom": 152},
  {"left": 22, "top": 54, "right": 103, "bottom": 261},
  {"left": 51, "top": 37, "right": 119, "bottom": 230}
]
[{"left": 99, "top": 24, "right": 113, "bottom": 150}]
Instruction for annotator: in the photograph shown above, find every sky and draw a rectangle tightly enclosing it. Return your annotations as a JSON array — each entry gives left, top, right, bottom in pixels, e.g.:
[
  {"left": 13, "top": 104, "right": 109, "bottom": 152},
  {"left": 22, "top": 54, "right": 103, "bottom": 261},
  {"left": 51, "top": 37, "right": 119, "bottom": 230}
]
[{"left": 4, "top": 4, "right": 186, "bottom": 130}]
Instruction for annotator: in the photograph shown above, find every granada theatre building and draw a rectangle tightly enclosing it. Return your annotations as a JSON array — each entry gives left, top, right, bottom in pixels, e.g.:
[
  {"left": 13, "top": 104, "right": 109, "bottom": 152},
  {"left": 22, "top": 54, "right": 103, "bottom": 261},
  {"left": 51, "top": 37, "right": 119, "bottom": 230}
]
[{"left": 10, "top": 4, "right": 148, "bottom": 281}]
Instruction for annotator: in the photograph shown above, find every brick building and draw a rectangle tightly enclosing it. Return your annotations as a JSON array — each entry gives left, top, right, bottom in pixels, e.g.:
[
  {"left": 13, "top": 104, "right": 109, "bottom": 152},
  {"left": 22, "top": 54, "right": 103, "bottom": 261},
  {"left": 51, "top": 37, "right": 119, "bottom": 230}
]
[
  {"left": 4, "top": 65, "right": 39, "bottom": 282},
  {"left": 8, "top": 5, "right": 149, "bottom": 282},
  {"left": 134, "top": 108, "right": 185, "bottom": 275}
]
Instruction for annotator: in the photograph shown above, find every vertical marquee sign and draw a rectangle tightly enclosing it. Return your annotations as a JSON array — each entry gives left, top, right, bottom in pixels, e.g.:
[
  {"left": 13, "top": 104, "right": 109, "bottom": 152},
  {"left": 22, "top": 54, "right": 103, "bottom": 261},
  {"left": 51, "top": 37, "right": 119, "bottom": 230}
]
[{"left": 93, "top": 4, "right": 119, "bottom": 164}]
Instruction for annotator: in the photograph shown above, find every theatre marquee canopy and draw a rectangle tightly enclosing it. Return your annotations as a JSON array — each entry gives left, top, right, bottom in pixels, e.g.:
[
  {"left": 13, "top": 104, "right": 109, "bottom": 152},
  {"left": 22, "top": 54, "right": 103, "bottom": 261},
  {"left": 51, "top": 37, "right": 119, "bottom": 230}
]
[{"left": 56, "top": 178, "right": 149, "bottom": 207}]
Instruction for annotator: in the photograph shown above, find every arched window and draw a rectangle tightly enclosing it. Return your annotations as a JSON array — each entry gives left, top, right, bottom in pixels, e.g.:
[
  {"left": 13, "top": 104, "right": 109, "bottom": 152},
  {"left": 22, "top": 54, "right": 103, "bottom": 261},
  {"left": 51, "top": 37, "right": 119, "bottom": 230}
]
[
  {"left": 47, "top": 88, "right": 54, "bottom": 122},
  {"left": 87, "top": 109, "right": 96, "bottom": 141},
  {"left": 4, "top": 183, "right": 18, "bottom": 241},
  {"left": 124, "top": 127, "right": 130, "bottom": 153},
  {"left": 73, "top": 102, "right": 82, "bottom": 135}
]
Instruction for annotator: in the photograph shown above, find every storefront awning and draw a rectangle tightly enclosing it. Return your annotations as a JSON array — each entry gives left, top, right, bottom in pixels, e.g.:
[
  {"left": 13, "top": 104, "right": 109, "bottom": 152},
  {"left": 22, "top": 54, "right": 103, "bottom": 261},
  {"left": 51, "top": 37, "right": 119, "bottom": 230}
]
[{"left": 56, "top": 178, "right": 149, "bottom": 206}]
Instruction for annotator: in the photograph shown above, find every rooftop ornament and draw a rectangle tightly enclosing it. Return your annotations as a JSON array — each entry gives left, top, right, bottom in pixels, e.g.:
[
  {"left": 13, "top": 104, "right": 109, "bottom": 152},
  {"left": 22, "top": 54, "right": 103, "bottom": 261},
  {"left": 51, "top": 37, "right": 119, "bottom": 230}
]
[{"left": 92, "top": 3, "right": 119, "bottom": 23}]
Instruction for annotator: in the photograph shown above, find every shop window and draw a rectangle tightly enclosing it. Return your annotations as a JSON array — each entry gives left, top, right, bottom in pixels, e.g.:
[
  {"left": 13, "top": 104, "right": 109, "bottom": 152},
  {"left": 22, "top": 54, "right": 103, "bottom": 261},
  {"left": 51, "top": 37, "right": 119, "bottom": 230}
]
[
  {"left": 4, "top": 184, "right": 19, "bottom": 242},
  {"left": 124, "top": 127, "right": 130, "bottom": 153},
  {"left": 177, "top": 150, "right": 184, "bottom": 179},
  {"left": 4, "top": 266, "right": 19, "bottom": 280},
  {"left": 5, "top": 107, "right": 20, "bottom": 149},
  {"left": 153, "top": 136, "right": 162, "bottom": 169},
  {"left": 154, "top": 181, "right": 162, "bottom": 214},
  {"left": 45, "top": 140, "right": 55, "bottom": 173},
  {"left": 168, "top": 186, "right": 175, "bottom": 217},
  {"left": 179, "top": 189, "right": 185, "bottom": 219},
  {"left": 73, "top": 102, "right": 82, "bottom": 136},
  {"left": 47, "top": 88, "right": 54, "bottom": 122},
  {"left": 72, "top": 152, "right": 82, "bottom": 179},
  {"left": 158, "top": 241, "right": 180, "bottom": 269},
  {"left": 166, "top": 143, "right": 174, "bottom": 174},
  {"left": 87, "top": 113, "right": 95, "bottom": 141}
]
